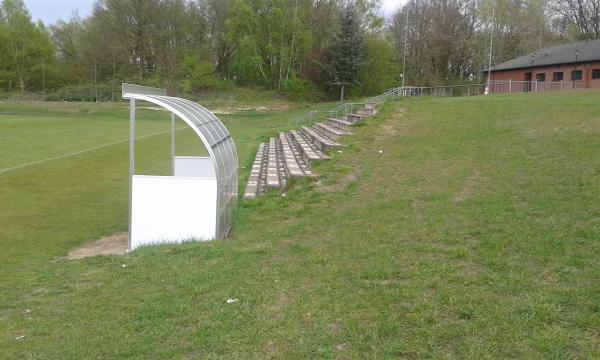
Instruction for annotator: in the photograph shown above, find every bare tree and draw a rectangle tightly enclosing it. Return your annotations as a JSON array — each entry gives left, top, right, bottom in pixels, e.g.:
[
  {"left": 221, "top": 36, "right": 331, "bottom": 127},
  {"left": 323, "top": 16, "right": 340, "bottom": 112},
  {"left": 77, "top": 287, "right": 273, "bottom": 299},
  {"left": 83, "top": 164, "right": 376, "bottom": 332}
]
[
  {"left": 392, "top": 0, "right": 480, "bottom": 85},
  {"left": 197, "top": 0, "right": 235, "bottom": 77},
  {"left": 553, "top": 0, "right": 600, "bottom": 39}
]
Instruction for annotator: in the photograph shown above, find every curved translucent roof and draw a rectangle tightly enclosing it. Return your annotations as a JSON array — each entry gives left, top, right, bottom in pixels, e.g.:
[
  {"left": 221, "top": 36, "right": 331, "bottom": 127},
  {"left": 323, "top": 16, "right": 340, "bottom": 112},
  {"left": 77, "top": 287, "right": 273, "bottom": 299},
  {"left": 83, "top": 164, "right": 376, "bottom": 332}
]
[
  {"left": 123, "top": 83, "right": 238, "bottom": 239},
  {"left": 122, "top": 85, "right": 237, "bottom": 186}
]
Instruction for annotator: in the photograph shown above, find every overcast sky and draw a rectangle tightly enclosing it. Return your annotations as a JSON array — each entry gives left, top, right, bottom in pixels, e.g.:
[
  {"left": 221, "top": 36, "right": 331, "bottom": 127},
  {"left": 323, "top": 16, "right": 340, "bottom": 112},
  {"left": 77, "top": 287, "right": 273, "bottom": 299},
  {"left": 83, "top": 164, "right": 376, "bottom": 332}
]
[
  {"left": 25, "top": 0, "right": 405, "bottom": 25},
  {"left": 381, "top": 0, "right": 405, "bottom": 19}
]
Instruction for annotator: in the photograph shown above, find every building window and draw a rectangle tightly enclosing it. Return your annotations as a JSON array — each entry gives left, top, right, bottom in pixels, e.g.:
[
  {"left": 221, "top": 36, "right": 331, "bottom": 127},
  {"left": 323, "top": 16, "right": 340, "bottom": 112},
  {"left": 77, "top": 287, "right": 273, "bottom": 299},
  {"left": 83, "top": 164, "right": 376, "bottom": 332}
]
[
  {"left": 553, "top": 72, "right": 563, "bottom": 81},
  {"left": 536, "top": 73, "right": 546, "bottom": 82},
  {"left": 593, "top": 69, "right": 600, "bottom": 79},
  {"left": 572, "top": 70, "right": 583, "bottom": 80}
]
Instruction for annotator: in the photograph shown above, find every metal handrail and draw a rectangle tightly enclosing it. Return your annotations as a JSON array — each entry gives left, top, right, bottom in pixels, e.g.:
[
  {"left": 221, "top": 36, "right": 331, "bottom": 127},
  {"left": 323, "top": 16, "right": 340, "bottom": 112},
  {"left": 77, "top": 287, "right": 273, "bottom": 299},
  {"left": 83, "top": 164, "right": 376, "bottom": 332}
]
[
  {"left": 294, "top": 110, "right": 318, "bottom": 126},
  {"left": 328, "top": 103, "right": 347, "bottom": 112},
  {"left": 326, "top": 102, "right": 366, "bottom": 118},
  {"left": 293, "top": 86, "right": 404, "bottom": 127},
  {"left": 486, "top": 80, "right": 586, "bottom": 93},
  {"left": 401, "top": 84, "right": 484, "bottom": 97},
  {"left": 367, "top": 87, "right": 402, "bottom": 104}
]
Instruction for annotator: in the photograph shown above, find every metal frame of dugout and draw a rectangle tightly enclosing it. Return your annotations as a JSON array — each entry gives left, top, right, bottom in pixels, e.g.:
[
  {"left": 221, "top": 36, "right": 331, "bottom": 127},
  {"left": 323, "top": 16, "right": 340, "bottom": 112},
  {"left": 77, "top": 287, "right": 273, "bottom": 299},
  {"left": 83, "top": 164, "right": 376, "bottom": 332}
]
[{"left": 122, "top": 83, "right": 238, "bottom": 250}]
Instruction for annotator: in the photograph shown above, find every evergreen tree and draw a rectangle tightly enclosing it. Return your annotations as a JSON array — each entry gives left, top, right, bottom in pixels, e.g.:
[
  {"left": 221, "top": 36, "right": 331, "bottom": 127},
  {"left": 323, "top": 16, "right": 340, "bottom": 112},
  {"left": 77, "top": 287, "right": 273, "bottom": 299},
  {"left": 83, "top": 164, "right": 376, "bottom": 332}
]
[{"left": 324, "top": 6, "right": 364, "bottom": 101}]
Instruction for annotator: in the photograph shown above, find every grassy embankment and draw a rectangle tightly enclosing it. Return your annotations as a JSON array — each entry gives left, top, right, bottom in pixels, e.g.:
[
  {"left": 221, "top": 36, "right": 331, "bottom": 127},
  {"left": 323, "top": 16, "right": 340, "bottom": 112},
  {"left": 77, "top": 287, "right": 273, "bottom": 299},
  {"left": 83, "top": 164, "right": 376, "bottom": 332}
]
[{"left": 1, "top": 92, "right": 599, "bottom": 358}]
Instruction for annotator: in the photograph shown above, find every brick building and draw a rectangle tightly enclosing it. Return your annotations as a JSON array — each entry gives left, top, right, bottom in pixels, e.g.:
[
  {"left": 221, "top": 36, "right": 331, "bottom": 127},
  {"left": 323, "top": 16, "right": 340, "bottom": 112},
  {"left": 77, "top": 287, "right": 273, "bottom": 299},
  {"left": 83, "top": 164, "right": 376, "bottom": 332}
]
[{"left": 483, "top": 39, "right": 600, "bottom": 92}]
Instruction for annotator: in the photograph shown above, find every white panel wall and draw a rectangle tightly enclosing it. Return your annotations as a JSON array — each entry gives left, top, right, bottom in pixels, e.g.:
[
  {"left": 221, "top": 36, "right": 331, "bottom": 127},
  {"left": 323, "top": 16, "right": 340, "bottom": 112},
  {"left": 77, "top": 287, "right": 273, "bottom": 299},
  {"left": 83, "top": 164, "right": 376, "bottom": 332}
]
[
  {"left": 130, "top": 175, "right": 217, "bottom": 249},
  {"left": 174, "top": 157, "right": 216, "bottom": 178}
]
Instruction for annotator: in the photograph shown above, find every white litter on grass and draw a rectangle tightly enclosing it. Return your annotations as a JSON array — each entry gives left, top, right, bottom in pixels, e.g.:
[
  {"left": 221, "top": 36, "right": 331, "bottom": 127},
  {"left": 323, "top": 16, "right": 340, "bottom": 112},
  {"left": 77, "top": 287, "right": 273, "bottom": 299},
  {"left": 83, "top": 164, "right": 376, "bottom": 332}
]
[
  {"left": 281, "top": 193, "right": 287, "bottom": 197},
  {"left": 15, "top": 335, "right": 26, "bottom": 340},
  {"left": 23, "top": 309, "right": 32, "bottom": 314},
  {"left": 337, "top": 150, "right": 343, "bottom": 153},
  {"left": 226, "top": 298, "right": 238, "bottom": 304},
  {"left": 122, "top": 264, "right": 127, "bottom": 268},
  {"left": 379, "top": 150, "right": 383, "bottom": 154}
]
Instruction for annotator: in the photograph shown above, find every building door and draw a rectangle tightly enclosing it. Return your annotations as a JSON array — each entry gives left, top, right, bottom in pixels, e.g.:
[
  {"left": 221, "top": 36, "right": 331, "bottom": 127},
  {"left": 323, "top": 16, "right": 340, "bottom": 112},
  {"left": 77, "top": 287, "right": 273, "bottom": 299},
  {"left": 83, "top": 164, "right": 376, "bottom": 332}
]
[{"left": 524, "top": 72, "right": 532, "bottom": 92}]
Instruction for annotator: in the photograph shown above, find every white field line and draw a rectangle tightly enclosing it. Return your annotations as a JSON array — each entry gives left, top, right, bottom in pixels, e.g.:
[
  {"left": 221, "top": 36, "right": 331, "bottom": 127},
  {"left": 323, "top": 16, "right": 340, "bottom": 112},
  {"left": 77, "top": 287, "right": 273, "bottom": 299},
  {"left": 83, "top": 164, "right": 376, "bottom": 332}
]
[{"left": 0, "top": 127, "right": 187, "bottom": 175}]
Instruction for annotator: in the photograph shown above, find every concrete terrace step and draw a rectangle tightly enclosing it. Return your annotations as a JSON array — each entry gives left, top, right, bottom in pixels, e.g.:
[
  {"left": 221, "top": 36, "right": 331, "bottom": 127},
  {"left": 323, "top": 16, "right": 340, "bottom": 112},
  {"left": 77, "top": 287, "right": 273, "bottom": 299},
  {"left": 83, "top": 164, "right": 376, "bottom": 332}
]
[
  {"left": 312, "top": 122, "right": 349, "bottom": 141},
  {"left": 276, "top": 137, "right": 287, "bottom": 188},
  {"left": 355, "top": 107, "right": 377, "bottom": 116},
  {"left": 266, "top": 137, "right": 281, "bottom": 188},
  {"left": 243, "top": 142, "right": 266, "bottom": 200},
  {"left": 279, "top": 132, "right": 306, "bottom": 179},
  {"left": 343, "top": 113, "right": 368, "bottom": 123},
  {"left": 243, "top": 98, "right": 382, "bottom": 200},
  {"left": 301, "top": 126, "right": 341, "bottom": 153},
  {"left": 284, "top": 132, "right": 312, "bottom": 175},
  {"left": 299, "top": 132, "right": 330, "bottom": 159},
  {"left": 326, "top": 117, "right": 355, "bottom": 132},
  {"left": 290, "top": 130, "right": 328, "bottom": 165}
]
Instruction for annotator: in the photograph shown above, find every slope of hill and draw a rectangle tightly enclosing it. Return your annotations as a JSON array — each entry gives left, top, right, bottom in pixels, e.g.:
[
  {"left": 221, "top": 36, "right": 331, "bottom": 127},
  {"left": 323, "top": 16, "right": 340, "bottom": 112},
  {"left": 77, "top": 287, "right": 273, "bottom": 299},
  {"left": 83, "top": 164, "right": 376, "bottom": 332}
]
[{"left": 1, "top": 92, "right": 599, "bottom": 358}]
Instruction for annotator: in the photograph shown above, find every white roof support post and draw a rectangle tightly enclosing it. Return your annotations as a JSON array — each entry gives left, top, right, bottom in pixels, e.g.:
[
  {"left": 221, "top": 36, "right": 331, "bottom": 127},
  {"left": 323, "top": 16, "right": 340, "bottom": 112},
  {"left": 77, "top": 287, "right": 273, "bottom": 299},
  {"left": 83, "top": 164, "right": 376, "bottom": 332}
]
[
  {"left": 171, "top": 112, "right": 176, "bottom": 176},
  {"left": 128, "top": 98, "right": 136, "bottom": 251}
]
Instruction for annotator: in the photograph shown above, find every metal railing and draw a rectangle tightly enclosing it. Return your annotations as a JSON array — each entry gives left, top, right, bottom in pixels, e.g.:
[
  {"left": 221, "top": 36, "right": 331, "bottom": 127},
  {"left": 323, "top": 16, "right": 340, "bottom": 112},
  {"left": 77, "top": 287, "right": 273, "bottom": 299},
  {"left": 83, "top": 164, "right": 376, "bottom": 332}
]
[
  {"left": 293, "top": 86, "right": 406, "bottom": 127},
  {"left": 326, "top": 102, "right": 366, "bottom": 119},
  {"left": 293, "top": 78, "right": 593, "bottom": 126},
  {"left": 390, "top": 80, "right": 590, "bottom": 98},
  {"left": 403, "top": 84, "right": 485, "bottom": 97},
  {"left": 293, "top": 78, "right": 591, "bottom": 126},
  {"left": 488, "top": 80, "right": 587, "bottom": 93},
  {"left": 294, "top": 110, "right": 318, "bottom": 126},
  {"left": 367, "top": 87, "right": 403, "bottom": 104}
]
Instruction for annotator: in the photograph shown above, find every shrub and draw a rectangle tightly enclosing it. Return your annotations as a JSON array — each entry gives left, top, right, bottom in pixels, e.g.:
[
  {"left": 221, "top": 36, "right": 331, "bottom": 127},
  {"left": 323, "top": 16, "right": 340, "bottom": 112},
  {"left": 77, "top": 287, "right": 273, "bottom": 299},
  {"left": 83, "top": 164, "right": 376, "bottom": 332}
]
[
  {"left": 46, "top": 84, "right": 116, "bottom": 102},
  {"left": 284, "top": 78, "right": 323, "bottom": 102}
]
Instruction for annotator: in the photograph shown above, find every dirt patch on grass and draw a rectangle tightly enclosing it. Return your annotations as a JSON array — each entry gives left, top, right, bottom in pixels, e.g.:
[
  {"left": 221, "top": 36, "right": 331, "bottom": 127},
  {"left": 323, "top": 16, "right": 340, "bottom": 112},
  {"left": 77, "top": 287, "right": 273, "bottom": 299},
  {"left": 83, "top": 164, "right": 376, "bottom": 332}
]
[
  {"left": 316, "top": 173, "right": 357, "bottom": 193},
  {"left": 334, "top": 343, "right": 350, "bottom": 351},
  {"left": 381, "top": 123, "right": 398, "bottom": 136},
  {"left": 139, "top": 106, "right": 166, "bottom": 112},
  {"left": 140, "top": 103, "right": 297, "bottom": 114},
  {"left": 376, "top": 107, "right": 405, "bottom": 140},
  {"left": 283, "top": 217, "right": 299, "bottom": 225},
  {"left": 327, "top": 321, "right": 344, "bottom": 333},
  {"left": 68, "top": 233, "right": 128, "bottom": 260},
  {"left": 453, "top": 171, "right": 487, "bottom": 204},
  {"left": 211, "top": 104, "right": 296, "bottom": 114}
]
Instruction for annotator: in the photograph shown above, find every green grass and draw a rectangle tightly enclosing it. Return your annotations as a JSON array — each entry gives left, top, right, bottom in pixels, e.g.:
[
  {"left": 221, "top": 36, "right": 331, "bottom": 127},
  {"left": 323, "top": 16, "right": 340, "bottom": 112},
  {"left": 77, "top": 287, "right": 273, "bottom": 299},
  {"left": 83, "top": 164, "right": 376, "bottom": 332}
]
[{"left": 1, "top": 92, "right": 599, "bottom": 358}]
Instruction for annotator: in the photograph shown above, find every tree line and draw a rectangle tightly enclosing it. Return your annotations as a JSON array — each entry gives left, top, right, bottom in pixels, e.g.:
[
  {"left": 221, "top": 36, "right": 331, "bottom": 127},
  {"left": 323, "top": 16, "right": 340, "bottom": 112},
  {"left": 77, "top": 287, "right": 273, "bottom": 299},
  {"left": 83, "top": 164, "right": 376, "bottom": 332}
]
[
  {"left": 392, "top": 0, "right": 600, "bottom": 86},
  {"left": 0, "top": 0, "right": 599, "bottom": 101}
]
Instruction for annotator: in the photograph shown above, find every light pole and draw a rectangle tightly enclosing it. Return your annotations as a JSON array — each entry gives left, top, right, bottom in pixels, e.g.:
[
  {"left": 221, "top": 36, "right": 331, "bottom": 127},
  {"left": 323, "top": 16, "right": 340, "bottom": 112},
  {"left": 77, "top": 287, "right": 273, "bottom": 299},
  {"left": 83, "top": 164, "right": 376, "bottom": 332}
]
[
  {"left": 95, "top": 60, "right": 99, "bottom": 102},
  {"left": 486, "top": 0, "right": 496, "bottom": 94},
  {"left": 573, "top": 49, "right": 579, "bottom": 89},
  {"left": 530, "top": 54, "right": 535, "bottom": 91},
  {"left": 401, "top": 7, "right": 409, "bottom": 90},
  {"left": 42, "top": 57, "right": 46, "bottom": 101}
]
